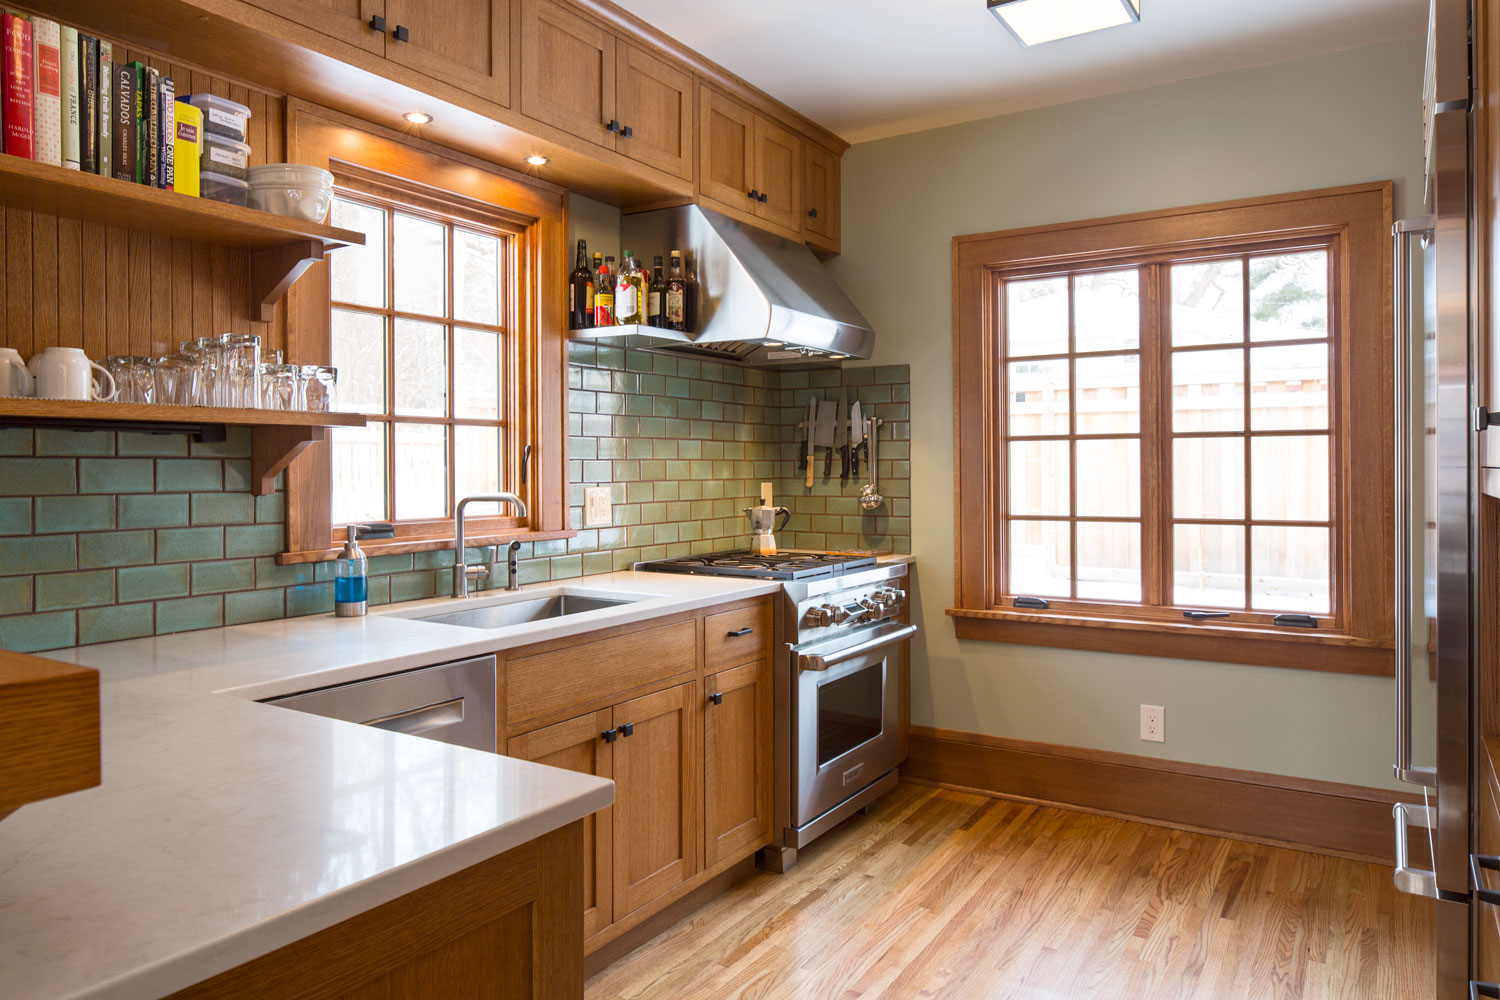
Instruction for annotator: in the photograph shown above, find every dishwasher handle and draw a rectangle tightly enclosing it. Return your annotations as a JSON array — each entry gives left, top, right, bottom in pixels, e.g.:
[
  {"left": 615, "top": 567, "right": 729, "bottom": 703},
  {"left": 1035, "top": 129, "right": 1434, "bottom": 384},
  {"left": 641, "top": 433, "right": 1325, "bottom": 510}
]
[{"left": 363, "top": 697, "right": 466, "bottom": 738}]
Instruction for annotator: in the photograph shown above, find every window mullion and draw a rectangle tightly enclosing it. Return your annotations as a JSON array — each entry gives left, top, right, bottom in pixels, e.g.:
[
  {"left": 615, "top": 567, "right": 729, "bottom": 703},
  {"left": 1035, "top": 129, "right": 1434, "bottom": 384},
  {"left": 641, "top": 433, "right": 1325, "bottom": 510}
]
[{"left": 1141, "top": 262, "right": 1169, "bottom": 608}]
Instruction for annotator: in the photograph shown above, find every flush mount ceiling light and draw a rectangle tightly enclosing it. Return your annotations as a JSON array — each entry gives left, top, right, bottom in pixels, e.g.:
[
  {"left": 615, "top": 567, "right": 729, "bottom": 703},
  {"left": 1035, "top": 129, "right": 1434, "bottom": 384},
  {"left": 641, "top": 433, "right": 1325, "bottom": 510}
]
[
  {"left": 402, "top": 111, "right": 433, "bottom": 124},
  {"left": 987, "top": 0, "right": 1140, "bottom": 47},
  {"left": 525, "top": 154, "right": 549, "bottom": 166}
]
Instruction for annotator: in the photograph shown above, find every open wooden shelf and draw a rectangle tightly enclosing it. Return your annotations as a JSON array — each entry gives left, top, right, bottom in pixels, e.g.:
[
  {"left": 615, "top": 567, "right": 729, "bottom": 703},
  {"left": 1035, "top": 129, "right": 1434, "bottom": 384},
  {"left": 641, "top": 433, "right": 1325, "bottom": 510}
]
[
  {"left": 0, "top": 153, "right": 365, "bottom": 320},
  {"left": 0, "top": 398, "right": 365, "bottom": 496}
]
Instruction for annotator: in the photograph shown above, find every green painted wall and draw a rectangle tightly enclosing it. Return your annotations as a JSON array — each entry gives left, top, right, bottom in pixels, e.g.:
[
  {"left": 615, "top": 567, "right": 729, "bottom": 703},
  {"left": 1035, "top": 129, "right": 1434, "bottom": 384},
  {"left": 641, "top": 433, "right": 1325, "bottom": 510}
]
[{"left": 823, "top": 37, "right": 1434, "bottom": 790}]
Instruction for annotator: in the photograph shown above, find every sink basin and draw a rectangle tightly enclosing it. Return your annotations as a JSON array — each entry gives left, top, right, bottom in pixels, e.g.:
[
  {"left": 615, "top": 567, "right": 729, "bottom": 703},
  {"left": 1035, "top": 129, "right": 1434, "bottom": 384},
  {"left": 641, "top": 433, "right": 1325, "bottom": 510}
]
[{"left": 394, "top": 592, "right": 641, "bottom": 630}]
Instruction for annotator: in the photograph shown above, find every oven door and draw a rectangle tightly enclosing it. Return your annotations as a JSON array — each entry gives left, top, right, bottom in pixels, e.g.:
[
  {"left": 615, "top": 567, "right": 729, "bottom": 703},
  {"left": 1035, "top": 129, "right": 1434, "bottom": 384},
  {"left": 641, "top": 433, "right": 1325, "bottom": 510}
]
[{"left": 794, "top": 622, "right": 916, "bottom": 827}]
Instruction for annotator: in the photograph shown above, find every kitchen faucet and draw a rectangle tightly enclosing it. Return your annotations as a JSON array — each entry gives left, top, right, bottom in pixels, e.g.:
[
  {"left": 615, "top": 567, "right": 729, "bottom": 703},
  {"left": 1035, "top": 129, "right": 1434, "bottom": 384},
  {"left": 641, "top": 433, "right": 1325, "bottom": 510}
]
[{"left": 454, "top": 493, "right": 528, "bottom": 597}]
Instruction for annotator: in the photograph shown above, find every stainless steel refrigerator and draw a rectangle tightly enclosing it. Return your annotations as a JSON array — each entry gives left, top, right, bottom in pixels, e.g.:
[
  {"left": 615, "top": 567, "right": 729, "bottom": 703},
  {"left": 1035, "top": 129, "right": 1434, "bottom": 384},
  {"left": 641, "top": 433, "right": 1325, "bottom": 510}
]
[{"left": 1391, "top": 1, "right": 1479, "bottom": 995}]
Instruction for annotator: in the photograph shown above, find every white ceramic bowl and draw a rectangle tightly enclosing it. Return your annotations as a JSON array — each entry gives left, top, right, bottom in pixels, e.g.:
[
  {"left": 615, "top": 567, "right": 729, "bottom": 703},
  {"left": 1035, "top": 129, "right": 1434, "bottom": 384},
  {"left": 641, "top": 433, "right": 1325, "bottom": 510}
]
[{"left": 248, "top": 181, "right": 333, "bottom": 223}]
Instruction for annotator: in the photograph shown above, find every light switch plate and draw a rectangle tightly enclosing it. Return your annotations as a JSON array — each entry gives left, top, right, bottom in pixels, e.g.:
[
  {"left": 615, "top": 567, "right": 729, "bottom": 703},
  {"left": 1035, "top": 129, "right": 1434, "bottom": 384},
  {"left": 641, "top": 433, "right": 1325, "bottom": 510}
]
[{"left": 585, "top": 487, "right": 612, "bottom": 527}]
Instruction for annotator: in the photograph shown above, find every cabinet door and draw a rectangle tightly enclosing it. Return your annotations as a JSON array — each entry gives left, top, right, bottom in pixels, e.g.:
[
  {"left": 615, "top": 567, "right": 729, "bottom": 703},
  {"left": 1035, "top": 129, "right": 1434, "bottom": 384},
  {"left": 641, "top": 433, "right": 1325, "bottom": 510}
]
[
  {"left": 612, "top": 681, "right": 698, "bottom": 919},
  {"left": 703, "top": 659, "right": 772, "bottom": 867},
  {"left": 384, "top": 0, "right": 511, "bottom": 107},
  {"left": 752, "top": 115, "right": 802, "bottom": 236},
  {"left": 699, "top": 85, "right": 756, "bottom": 213},
  {"left": 802, "top": 141, "right": 839, "bottom": 252},
  {"left": 506, "top": 708, "right": 614, "bottom": 939},
  {"left": 520, "top": 0, "right": 617, "bottom": 149},
  {"left": 615, "top": 42, "right": 694, "bottom": 181},
  {"left": 245, "top": 0, "right": 384, "bottom": 53}
]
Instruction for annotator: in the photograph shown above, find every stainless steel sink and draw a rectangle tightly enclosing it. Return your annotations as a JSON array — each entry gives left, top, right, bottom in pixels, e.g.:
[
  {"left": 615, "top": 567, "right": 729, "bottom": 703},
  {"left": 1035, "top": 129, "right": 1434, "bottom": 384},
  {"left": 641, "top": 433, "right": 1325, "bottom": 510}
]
[{"left": 401, "top": 593, "right": 637, "bottom": 630}]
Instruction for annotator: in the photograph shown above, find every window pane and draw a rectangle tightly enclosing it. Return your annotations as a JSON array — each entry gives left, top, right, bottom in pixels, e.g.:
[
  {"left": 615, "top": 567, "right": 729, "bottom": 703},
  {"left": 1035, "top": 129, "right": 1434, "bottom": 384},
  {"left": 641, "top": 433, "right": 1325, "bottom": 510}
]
[
  {"left": 1249, "top": 251, "right": 1327, "bottom": 342},
  {"left": 331, "top": 423, "right": 387, "bottom": 524},
  {"left": 1076, "top": 438, "right": 1139, "bottom": 517},
  {"left": 1005, "top": 277, "right": 1068, "bottom": 357},
  {"left": 1009, "top": 520, "right": 1071, "bottom": 597},
  {"left": 454, "top": 229, "right": 502, "bottom": 326},
  {"left": 1171, "top": 259, "right": 1244, "bottom": 346},
  {"left": 455, "top": 425, "right": 504, "bottom": 513},
  {"left": 329, "top": 198, "right": 386, "bottom": 308},
  {"left": 330, "top": 309, "right": 386, "bottom": 415},
  {"left": 1073, "top": 269, "right": 1138, "bottom": 353},
  {"left": 1173, "top": 524, "right": 1245, "bottom": 609},
  {"left": 1252, "top": 525, "right": 1330, "bottom": 613},
  {"left": 1251, "top": 435, "right": 1329, "bottom": 521},
  {"left": 394, "top": 423, "right": 449, "bottom": 519},
  {"left": 1172, "top": 348, "right": 1244, "bottom": 432},
  {"left": 1075, "top": 354, "right": 1139, "bottom": 434},
  {"left": 1077, "top": 521, "right": 1141, "bottom": 602},
  {"left": 1007, "top": 359, "right": 1069, "bottom": 435},
  {"left": 1250, "top": 344, "right": 1329, "bottom": 430},
  {"left": 1008, "top": 440, "right": 1069, "bottom": 516},
  {"left": 455, "top": 327, "right": 501, "bottom": 420},
  {"left": 394, "top": 213, "right": 447, "bottom": 316},
  {"left": 394, "top": 319, "right": 448, "bottom": 417},
  {"left": 1172, "top": 437, "right": 1245, "bottom": 519}
]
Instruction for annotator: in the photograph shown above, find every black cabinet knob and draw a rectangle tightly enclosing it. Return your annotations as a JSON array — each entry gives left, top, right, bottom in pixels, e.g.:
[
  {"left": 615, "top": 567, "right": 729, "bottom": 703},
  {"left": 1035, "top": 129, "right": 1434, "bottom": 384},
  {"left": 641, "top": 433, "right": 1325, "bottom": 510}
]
[
  {"left": 621, "top": 124, "right": 634, "bottom": 138},
  {"left": 619, "top": 722, "right": 634, "bottom": 737},
  {"left": 607, "top": 119, "right": 621, "bottom": 133},
  {"left": 392, "top": 24, "right": 409, "bottom": 42},
  {"left": 758, "top": 192, "right": 768, "bottom": 203},
  {"left": 369, "top": 14, "right": 386, "bottom": 31},
  {"left": 748, "top": 189, "right": 760, "bottom": 200},
  {"left": 709, "top": 692, "right": 723, "bottom": 705},
  {"left": 601, "top": 728, "right": 617, "bottom": 743},
  {"left": 808, "top": 207, "right": 819, "bottom": 218}
]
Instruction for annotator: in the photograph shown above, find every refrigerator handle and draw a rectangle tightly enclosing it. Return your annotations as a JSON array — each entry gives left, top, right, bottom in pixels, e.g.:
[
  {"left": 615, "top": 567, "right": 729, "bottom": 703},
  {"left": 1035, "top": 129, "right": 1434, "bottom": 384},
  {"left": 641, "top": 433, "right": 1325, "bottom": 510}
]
[
  {"left": 1393, "top": 801, "right": 1438, "bottom": 898},
  {"left": 1392, "top": 218, "right": 1439, "bottom": 788}
]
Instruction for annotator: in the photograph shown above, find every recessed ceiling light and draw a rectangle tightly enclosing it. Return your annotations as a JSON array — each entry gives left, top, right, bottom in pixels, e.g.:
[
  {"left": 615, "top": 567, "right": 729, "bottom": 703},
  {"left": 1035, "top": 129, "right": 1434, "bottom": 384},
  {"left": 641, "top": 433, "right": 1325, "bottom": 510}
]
[
  {"left": 525, "top": 154, "right": 549, "bottom": 166},
  {"left": 987, "top": 0, "right": 1139, "bottom": 47},
  {"left": 403, "top": 111, "right": 433, "bottom": 124}
]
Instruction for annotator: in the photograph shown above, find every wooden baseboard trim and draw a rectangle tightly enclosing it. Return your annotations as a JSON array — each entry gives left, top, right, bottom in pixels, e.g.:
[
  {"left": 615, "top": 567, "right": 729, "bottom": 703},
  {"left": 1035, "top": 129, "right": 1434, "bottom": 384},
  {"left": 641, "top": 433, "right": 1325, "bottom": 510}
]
[
  {"left": 906, "top": 726, "right": 1419, "bottom": 866},
  {"left": 583, "top": 857, "right": 758, "bottom": 979}
]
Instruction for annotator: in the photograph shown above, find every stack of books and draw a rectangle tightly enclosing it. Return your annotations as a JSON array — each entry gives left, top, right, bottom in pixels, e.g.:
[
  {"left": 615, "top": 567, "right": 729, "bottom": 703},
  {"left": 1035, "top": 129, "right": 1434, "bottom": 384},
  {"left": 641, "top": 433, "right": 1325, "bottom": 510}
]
[{"left": 1, "top": 12, "right": 206, "bottom": 197}]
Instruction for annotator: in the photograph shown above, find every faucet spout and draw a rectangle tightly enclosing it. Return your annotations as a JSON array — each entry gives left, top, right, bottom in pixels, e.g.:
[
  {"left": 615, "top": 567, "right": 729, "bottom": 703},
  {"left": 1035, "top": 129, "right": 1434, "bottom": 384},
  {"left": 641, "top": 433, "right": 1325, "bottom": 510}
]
[{"left": 454, "top": 492, "right": 529, "bottom": 598}]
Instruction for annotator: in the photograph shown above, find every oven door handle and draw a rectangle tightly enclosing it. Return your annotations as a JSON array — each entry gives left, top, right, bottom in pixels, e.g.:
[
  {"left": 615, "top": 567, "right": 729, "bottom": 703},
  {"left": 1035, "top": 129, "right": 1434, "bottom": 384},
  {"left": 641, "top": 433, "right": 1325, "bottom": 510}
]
[{"left": 798, "top": 623, "right": 917, "bottom": 673}]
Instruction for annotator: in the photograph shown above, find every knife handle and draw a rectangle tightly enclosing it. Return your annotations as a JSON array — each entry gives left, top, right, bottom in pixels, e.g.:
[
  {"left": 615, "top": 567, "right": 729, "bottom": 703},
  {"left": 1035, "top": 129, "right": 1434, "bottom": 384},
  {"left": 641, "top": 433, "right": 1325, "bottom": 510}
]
[
  {"left": 823, "top": 444, "right": 832, "bottom": 478},
  {"left": 805, "top": 455, "right": 814, "bottom": 488},
  {"left": 840, "top": 445, "right": 850, "bottom": 483}
]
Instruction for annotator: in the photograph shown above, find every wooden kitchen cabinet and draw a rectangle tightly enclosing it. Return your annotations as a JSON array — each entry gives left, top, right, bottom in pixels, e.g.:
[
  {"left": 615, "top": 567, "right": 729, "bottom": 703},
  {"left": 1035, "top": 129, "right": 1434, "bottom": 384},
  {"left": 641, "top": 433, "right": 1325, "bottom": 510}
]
[
  {"left": 615, "top": 41, "right": 695, "bottom": 181},
  {"left": 752, "top": 115, "right": 802, "bottom": 235},
  {"left": 703, "top": 659, "right": 772, "bottom": 867},
  {"left": 699, "top": 85, "right": 803, "bottom": 239},
  {"left": 520, "top": 0, "right": 617, "bottom": 148},
  {"left": 243, "top": 0, "right": 384, "bottom": 53},
  {"left": 802, "top": 141, "right": 840, "bottom": 254},
  {"left": 506, "top": 708, "right": 614, "bottom": 940}
]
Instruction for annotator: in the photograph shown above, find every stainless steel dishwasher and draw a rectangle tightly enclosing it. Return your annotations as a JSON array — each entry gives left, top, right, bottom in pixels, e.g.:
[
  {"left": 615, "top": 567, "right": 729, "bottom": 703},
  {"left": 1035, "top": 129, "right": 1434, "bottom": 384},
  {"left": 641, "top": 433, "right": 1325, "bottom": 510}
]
[{"left": 264, "top": 655, "right": 497, "bottom": 752}]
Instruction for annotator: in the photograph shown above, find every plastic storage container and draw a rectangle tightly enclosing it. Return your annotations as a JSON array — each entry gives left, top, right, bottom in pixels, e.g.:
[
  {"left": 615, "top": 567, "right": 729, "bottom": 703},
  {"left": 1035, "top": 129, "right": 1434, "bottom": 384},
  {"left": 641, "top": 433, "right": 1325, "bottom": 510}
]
[
  {"left": 200, "top": 134, "right": 250, "bottom": 181},
  {"left": 199, "top": 171, "right": 249, "bottom": 207},
  {"left": 184, "top": 94, "right": 252, "bottom": 142}
]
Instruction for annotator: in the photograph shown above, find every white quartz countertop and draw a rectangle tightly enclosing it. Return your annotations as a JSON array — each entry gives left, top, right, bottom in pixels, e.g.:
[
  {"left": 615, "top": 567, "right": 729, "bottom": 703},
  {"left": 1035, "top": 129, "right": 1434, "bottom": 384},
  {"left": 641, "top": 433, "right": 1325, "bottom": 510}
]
[{"left": 0, "top": 569, "right": 790, "bottom": 1000}]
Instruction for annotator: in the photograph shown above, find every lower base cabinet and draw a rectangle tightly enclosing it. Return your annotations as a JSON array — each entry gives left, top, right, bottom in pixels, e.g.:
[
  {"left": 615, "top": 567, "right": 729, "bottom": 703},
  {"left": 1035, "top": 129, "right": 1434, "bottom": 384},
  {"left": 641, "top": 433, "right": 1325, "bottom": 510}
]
[
  {"left": 704, "top": 659, "right": 773, "bottom": 866},
  {"left": 613, "top": 681, "right": 700, "bottom": 918}
]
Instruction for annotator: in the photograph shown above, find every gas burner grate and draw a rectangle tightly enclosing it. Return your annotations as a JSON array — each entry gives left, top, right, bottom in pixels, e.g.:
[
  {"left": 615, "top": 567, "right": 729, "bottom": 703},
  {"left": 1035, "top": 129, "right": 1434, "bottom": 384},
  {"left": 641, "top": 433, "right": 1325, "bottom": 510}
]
[{"left": 636, "top": 549, "right": 879, "bottom": 581}]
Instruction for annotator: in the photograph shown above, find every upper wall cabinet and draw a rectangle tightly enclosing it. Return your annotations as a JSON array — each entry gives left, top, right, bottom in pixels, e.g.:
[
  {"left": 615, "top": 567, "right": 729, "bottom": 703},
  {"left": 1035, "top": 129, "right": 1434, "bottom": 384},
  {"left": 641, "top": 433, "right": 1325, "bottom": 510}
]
[
  {"left": 520, "top": 1, "right": 694, "bottom": 182},
  {"left": 246, "top": 0, "right": 511, "bottom": 106},
  {"left": 752, "top": 114, "right": 801, "bottom": 235},
  {"left": 699, "top": 86, "right": 803, "bottom": 240},
  {"left": 802, "top": 141, "right": 840, "bottom": 255}
]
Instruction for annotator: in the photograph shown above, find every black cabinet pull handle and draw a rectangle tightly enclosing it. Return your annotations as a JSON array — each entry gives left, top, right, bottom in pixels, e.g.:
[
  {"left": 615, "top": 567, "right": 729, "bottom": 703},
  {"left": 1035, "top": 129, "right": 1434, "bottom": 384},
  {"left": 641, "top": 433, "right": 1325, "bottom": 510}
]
[
  {"left": 622, "top": 124, "right": 634, "bottom": 138},
  {"left": 807, "top": 207, "right": 818, "bottom": 218},
  {"left": 369, "top": 14, "right": 386, "bottom": 31},
  {"left": 758, "top": 193, "right": 768, "bottom": 203},
  {"left": 748, "top": 189, "right": 760, "bottom": 199},
  {"left": 619, "top": 722, "right": 634, "bottom": 737},
  {"left": 601, "top": 728, "right": 617, "bottom": 743},
  {"left": 392, "top": 24, "right": 410, "bottom": 42},
  {"left": 607, "top": 119, "right": 621, "bottom": 133},
  {"left": 727, "top": 627, "right": 753, "bottom": 637},
  {"left": 1472, "top": 982, "right": 1500, "bottom": 999},
  {"left": 709, "top": 692, "right": 723, "bottom": 705},
  {"left": 1472, "top": 854, "right": 1500, "bottom": 905}
]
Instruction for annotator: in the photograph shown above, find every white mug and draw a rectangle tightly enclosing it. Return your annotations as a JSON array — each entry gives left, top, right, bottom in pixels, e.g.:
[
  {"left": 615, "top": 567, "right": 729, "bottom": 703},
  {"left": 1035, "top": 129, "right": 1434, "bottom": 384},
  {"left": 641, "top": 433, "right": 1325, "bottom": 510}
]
[
  {"left": 28, "top": 347, "right": 116, "bottom": 401},
  {"left": 0, "top": 348, "right": 32, "bottom": 398}
]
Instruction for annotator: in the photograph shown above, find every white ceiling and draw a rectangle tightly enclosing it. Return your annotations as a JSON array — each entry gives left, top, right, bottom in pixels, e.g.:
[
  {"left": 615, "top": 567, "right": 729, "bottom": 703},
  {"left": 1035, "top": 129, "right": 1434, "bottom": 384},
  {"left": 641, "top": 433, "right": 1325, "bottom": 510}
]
[{"left": 619, "top": 0, "right": 1427, "bottom": 143}]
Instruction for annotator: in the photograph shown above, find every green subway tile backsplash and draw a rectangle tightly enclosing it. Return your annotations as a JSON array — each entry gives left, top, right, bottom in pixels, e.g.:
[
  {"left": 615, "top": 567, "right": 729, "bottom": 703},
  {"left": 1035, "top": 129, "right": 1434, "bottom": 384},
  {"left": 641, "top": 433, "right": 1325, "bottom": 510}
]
[{"left": 0, "top": 355, "right": 909, "bottom": 652}]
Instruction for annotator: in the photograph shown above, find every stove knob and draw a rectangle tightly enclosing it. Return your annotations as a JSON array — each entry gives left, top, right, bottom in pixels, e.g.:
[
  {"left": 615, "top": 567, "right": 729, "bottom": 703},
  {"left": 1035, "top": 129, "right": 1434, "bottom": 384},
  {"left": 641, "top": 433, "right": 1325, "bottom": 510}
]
[
  {"left": 829, "top": 604, "right": 852, "bottom": 624},
  {"left": 804, "top": 605, "right": 834, "bottom": 627}
]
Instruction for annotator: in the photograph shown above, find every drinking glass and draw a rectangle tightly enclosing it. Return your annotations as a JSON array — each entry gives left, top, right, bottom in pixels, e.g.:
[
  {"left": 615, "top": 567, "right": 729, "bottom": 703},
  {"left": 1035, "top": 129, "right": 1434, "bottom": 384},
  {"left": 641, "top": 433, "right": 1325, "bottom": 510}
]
[
  {"left": 107, "top": 356, "right": 156, "bottom": 404},
  {"left": 221, "top": 333, "right": 262, "bottom": 408},
  {"left": 263, "top": 363, "right": 300, "bottom": 410},
  {"left": 301, "top": 365, "right": 338, "bottom": 411},
  {"left": 155, "top": 354, "right": 201, "bottom": 406}
]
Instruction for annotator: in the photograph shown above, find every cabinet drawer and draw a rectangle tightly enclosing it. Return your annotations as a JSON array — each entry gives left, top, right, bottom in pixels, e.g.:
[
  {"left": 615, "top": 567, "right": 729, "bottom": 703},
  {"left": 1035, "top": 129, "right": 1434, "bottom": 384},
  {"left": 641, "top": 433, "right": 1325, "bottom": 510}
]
[
  {"left": 704, "top": 601, "right": 771, "bottom": 670},
  {"left": 507, "top": 620, "right": 696, "bottom": 726}
]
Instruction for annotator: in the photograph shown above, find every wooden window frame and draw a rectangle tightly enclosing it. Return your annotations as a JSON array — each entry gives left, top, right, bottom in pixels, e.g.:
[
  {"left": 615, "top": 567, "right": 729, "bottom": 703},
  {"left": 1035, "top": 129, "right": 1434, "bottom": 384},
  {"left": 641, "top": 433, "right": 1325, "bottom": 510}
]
[
  {"left": 278, "top": 100, "right": 571, "bottom": 563},
  {"left": 950, "top": 183, "right": 1394, "bottom": 675}
]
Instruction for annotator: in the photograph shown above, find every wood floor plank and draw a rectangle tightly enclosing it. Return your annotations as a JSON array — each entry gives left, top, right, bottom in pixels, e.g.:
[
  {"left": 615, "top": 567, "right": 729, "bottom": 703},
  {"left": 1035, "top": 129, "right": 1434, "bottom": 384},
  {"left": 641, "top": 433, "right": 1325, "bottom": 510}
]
[{"left": 587, "top": 784, "right": 1434, "bottom": 1000}]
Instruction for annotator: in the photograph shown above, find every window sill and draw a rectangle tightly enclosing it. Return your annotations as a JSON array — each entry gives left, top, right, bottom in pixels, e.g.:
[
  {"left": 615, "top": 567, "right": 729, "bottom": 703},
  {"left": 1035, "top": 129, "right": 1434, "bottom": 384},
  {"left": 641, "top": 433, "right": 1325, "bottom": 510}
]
[
  {"left": 277, "top": 528, "right": 578, "bottom": 565},
  {"left": 946, "top": 607, "right": 1392, "bottom": 676}
]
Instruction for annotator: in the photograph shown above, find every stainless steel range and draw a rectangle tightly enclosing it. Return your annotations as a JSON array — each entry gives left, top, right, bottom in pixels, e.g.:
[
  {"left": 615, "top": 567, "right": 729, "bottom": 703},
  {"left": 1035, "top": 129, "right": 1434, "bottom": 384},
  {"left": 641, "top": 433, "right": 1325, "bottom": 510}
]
[{"left": 636, "top": 550, "right": 914, "bottom": 870}]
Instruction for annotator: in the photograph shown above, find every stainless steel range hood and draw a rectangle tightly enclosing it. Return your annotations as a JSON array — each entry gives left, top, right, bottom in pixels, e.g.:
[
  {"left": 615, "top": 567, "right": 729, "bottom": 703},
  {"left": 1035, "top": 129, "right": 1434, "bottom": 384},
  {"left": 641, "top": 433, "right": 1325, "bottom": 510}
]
[{"left": 569, "top": 205, "right": 875, "bottom": 367}]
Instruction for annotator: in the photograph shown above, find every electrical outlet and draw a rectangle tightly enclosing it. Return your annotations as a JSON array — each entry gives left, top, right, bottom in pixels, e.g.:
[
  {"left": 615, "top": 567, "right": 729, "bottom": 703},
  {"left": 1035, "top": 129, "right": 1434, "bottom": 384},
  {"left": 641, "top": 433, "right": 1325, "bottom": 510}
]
[
  {"left": 1140, "top": 704, "right": 1165, "bottom": 743},
  {"left": 584, "top": 487, "right": 612, "bottom": 527}
]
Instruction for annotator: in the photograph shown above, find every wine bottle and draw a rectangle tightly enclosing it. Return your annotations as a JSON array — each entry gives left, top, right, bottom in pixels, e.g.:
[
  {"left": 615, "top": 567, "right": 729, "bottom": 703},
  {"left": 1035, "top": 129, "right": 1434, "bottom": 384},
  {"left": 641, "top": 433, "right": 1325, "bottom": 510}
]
[
  {"left": 569, "top": 239, "right": 592, "bottom": 330},
  {"left": 666, "top": 251, "right": 688, "bottom": 332},
  {"left": 647, "top": 255, "right": 665, "bottom": 328},
  {"left": 616, "top": 250, "right": 644, "bottom": 325},
  {"left": 594, "top": 255, "right": 615, "bottom": 326}
]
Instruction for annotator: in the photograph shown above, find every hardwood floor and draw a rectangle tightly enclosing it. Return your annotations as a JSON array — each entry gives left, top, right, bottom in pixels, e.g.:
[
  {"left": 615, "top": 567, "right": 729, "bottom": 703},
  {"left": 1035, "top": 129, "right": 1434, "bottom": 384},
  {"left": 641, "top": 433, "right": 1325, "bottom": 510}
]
[{"left": 585, "top": 783, "right": 1433, "bottom": 999}]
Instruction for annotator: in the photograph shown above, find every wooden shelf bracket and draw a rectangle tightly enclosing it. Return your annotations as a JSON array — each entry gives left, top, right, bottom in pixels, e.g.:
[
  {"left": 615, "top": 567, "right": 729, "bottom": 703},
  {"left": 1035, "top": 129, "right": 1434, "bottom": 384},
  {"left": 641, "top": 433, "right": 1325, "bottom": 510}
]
[
  {"left": 251, "top": 239, "right": 326, "bottom": 323},
  {"left": 251, "top": 425, "right": 327, "bottom": 496}
]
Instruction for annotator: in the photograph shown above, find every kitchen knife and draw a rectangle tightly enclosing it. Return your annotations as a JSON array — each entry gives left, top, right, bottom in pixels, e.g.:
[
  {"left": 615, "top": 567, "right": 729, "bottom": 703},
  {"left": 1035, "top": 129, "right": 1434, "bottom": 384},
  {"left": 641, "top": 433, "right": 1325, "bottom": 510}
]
[
  {"left": 850, "top": 400, "right": 864, "bottom": 478},
  {"left": 835, "top": 389, "right": 849, "bottom": 483},
  {"left": 815, "top": 397, "right": 836, "bottom": 479},
  {"left": 805, "top": 395, "right": 817, "bottom": 488}
]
